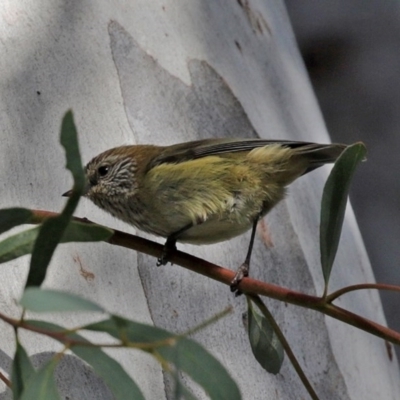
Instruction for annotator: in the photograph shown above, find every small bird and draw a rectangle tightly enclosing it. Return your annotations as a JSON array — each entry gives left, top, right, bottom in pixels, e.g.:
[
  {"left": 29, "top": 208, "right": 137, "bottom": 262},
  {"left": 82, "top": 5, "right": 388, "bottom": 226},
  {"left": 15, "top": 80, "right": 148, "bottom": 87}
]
[{"left": 63, "top": 139, "right": 347, "bottom": 294}]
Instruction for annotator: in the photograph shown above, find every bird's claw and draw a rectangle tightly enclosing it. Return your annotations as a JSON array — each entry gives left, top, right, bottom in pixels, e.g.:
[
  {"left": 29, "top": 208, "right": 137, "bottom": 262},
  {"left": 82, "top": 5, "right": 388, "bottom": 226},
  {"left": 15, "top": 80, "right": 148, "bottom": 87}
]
[
  {"left": 157, "top": 242, "right": 176, "bottom": 266},
  {"left": 156, "top": 257, "right": 166, "bottom": 267},
  {"left": 156, "top": 250, "right": 169, "bottom": 266},
  {"left": 230, "top": 263, "right": 249, "bottom": 296}
]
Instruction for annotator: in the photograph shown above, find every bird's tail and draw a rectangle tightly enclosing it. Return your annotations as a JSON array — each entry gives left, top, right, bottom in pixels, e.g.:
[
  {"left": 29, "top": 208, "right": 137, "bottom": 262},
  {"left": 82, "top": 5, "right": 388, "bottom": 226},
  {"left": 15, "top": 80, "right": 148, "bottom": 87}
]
[{"left": 292, "top": 142, "right": 349, "bottom": 174}]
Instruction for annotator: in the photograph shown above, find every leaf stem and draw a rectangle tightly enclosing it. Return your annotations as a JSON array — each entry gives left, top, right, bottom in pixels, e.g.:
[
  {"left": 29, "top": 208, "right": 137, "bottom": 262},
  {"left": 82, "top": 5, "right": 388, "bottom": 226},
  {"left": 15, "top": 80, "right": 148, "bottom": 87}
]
[
  {"left": 248, "top": 294, "right": 320, "bottom": 400},
  {"left": 0, "top": 369, "right": 11, "bottom": 388},
  {"left": 182, "top": 306, "right": 233, "bottom": 337},
  {"left": 327, "top": 283, "right": 400, "bottom": 303}
]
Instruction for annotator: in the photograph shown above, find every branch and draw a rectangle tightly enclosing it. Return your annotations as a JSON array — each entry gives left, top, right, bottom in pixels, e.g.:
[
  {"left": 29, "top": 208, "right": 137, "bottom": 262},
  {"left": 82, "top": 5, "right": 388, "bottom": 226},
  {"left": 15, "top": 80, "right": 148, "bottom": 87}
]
[
  {"left": 0, "top": 369, "right": 11, "bottom": 388},
  {"left": 327, "top": 283, "right": 400, "bottom": 303},
  {"left": 29, "top": 209, "right": 400, "bottom": 347}
]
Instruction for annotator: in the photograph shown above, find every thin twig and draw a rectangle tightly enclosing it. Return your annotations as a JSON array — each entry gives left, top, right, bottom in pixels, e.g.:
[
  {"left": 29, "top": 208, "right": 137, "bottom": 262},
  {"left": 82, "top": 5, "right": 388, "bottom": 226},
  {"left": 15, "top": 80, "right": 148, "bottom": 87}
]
[
  {"left": 180, "top": 306, "right": 233, "bottom": 337},
  {"left": 248, "top": 294, "right": 320, "bottom": 400},
  {"left": 0, "top": 313, "right": 123, "bottom": 348},
  {"left": 0, "top": 369, "right": 11, "bottom": 388},
  {"left": 327, "top": 283, "right": 400, "bottom": 303},
  {"left": 0, "top": 309, "right": 233, "bottom": 354}
]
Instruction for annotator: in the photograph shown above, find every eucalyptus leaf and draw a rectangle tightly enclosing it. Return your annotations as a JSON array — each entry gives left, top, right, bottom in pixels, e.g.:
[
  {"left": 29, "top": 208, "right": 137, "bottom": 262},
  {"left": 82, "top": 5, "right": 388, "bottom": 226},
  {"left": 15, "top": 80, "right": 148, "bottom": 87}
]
[
  {"left": 174, "top": 377, "right": 199, "bottom": 400},
  {"left": 246, "top": 300, "right": 284, "bottom": 374},
  {"left": 62, "top": 221, "right": 113, "bottom": 242},
  {"left": 11, "top": 341, "right": 35, "bottom": 399},
  {"left": 61, "top": 110, "right": 85, "bottom": 192},
  {"left": 28, "top": 218, "right": 70, "bottom": 287},
  {"left": 85, "top": 316, "right": 241, "bottom": 400},
  {"left": 20, "top": 359, "right": 60, "bottom": 400},
  {"left": 27, "top": 111, "right": 85, "bottom": 287},
  {"left": 320, "top": 143, "right": 367, "bottom": 286},
  {"left": 0, "top": 208, "right": 32, "bottom": 235},
  {"left": 0, "top": 221, "right": 112, "bottom": 264},
  {"left": 25, "top": 320, "right": 145, "bottom": 400},
  {"left": 20, "top": 288, "right": 105, "bottom": 312},
  {"left": 71, "top": 346, "right": 145, "bottom": 400},
  {"left": 0, "top": 226, "right": 39, "bottom": 264}
]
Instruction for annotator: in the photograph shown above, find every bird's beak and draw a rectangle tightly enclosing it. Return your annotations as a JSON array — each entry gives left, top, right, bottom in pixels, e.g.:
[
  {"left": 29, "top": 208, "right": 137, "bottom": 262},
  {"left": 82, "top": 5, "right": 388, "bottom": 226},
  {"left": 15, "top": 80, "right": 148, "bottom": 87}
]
[
  {"left": 62, "top": 182, "right": 90, "bottom": 197},
  {"left": 62, "top": 190, "right": 73, "bottom": 197}
]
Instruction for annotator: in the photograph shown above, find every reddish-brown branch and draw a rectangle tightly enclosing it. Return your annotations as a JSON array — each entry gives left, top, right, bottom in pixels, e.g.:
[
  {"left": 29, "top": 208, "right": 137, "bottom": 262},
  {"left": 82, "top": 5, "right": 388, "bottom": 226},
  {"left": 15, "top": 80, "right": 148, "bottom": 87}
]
[
  {"left": 0, "top": 369, "right": 11, "bottom": 388},
  {"left": 0, "top": 312, "right": 90, "bottom": 347},
  {"left": 28, "top": 209, "right": 400, "bottom": 347},
  {"left": 327, "top": 283, "right": 400, "bottom": 303}
]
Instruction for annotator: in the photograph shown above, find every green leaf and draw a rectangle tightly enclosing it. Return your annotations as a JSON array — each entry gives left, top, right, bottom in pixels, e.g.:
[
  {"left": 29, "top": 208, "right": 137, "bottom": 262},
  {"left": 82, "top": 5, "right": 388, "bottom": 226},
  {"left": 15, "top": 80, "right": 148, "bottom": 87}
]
[
  {"left": 85, "top": 316, "right": 241, "bottom": 400},
  {"left": 11, "top": 341, "right": 35, "bottom": 398},
  {"left": 246, "top": 300, "right": 284, "bottom": 374},
  {"left": 173, "top": 376, "right": 199, "bottom": 400},
  {"left": 61, "top": 110, "right": 85, "bottom": 193},
  {"left": 0, "top": 226, "right": 39, "bottom": 264},
  {"left": 320, "top": 143, "right": 367, "bottom": 286},
  {"left": 0, "top": 221, "right": 112, "bottom": 265},
  {"left": 62, "top": 221, "right": 113, "bottom": 242},
  {"left": 0, "top": 208, "right": 32, "bottom": 235},
  {"left": 20, "top": 288, "right": 105, "bottom": 312},
  {"left": 26, "top": 111, "right": 85, "bottom": 287},
  {"left": 25, "top": 320, "right": 145, "bottom": 400},
  {"left": 163, "top": 338, "right": 240, "bottom": 400},
  {"left": 71, "top": 347, "right": 145, "bottom": 400},
  {"left": 27, "top": 217, "right": 66, "bottom": 287},
  {"left": 20, "top": 359, "right": 60, "bottom": 400},
  {"left": 85, "top": 316, "right": 170, "bottom": 342}
]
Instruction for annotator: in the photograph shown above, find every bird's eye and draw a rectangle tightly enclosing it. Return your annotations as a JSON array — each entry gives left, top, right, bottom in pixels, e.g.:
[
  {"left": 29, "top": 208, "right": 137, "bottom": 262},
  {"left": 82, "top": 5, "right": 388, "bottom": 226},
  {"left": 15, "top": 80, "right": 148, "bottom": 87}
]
[{"left": 98, "top": 165, "right": 110, "bottom": 177}]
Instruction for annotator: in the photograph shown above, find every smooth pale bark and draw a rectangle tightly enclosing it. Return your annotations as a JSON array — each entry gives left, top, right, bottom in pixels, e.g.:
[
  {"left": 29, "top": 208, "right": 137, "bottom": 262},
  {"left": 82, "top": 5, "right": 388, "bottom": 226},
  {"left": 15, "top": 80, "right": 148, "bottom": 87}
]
[{"left": 0, "top": 1, "right": 398, "bottom": 399}]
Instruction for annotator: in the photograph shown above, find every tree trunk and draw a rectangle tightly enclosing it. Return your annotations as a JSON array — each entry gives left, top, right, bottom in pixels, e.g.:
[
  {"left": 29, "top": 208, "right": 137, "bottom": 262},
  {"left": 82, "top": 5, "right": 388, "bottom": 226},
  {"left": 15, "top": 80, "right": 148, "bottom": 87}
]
[{"left": 0, "top": 1, "right": 398, "bottom": 399}]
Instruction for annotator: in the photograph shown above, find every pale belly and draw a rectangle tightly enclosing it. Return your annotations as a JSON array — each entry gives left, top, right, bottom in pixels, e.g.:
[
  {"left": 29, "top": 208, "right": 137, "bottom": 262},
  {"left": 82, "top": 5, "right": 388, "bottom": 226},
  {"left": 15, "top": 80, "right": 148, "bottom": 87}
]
[{"left": 177, "top": 217, "right": 255, "bottom": 244}]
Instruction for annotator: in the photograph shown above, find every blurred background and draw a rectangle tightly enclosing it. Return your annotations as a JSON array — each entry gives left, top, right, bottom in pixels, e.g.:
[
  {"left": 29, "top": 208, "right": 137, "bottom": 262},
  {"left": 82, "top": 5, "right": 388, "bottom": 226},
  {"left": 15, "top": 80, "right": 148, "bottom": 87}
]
[{"left": 285, "top": 0, "right": 400, "bottom": 348}]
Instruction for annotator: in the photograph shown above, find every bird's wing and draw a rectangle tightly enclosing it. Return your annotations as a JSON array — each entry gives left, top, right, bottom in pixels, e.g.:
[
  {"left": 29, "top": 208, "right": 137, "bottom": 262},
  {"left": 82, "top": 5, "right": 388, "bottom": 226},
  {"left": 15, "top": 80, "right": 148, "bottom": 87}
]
[{"left": 148, "top": 138, "right": 321, "bottom": 169}]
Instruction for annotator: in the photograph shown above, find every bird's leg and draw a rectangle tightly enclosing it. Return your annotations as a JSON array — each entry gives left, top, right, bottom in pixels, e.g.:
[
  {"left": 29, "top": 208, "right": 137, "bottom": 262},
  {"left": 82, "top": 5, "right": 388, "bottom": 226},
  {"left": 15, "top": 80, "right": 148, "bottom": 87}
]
[
  {"left": 156, "top": 237, "right": 177, "bottom": 266},
  {"left": 157, "top": 223, "right": 193, "bottom": 266},
  {"left": 230, "top": 218, "right": 258, "bottom": 295}
]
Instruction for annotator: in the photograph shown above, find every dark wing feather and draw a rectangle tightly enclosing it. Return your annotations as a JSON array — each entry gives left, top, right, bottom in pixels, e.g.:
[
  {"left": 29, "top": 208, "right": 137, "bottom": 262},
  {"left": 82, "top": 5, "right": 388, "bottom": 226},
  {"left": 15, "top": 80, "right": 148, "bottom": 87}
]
[{"left": 148, "top": 138, "right": 335, "bottom": 169}]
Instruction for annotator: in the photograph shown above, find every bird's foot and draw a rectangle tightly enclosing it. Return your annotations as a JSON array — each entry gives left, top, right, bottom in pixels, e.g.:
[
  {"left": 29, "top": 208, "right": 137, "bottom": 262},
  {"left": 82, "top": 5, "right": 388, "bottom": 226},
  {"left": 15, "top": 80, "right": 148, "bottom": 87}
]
[
  {"left": 157, "top": 241, "right": 176, "bottom": 266},
  {"left": 230, "top": 263, "right": 249, "bottom": 296}
]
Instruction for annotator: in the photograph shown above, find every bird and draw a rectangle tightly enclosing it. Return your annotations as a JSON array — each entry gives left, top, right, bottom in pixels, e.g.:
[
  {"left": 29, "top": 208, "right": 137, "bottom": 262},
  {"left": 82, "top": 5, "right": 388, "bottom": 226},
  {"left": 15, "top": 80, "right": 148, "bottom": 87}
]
[{"left": 63, "top": 138, "right": 347, "bottom": 294}]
